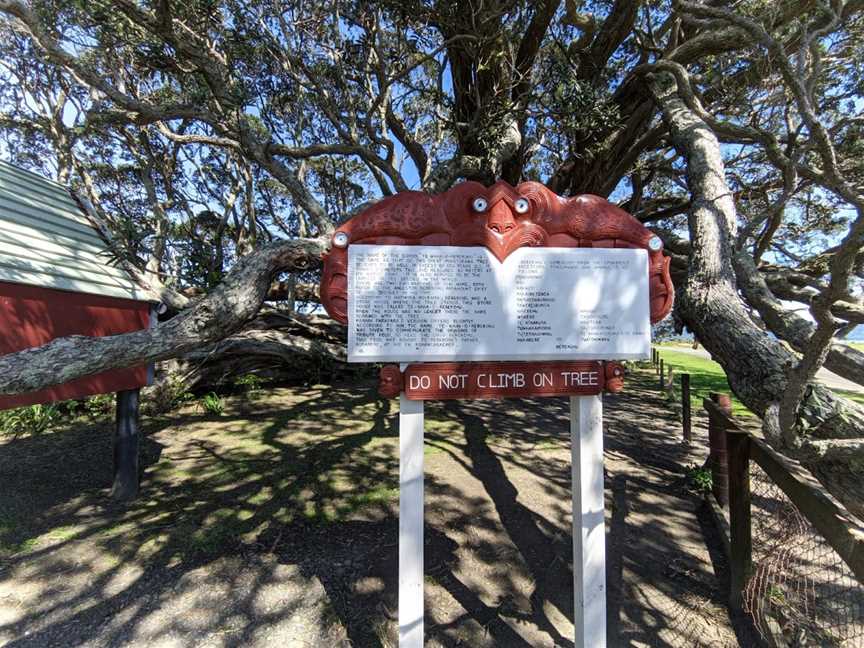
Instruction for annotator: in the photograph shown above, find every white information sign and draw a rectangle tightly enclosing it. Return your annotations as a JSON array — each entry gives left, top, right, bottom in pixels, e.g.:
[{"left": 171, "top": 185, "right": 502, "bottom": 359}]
[{"left": 348, "top": 245, "right": 650, "bottom": 363}]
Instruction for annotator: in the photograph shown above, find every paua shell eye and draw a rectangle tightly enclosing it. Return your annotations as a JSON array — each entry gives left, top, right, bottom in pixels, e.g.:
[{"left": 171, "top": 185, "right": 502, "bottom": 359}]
[
  {"left": 471, "top": 197, "right": 488, "bottom": 213},
  {"left": 514, "top": 197, "right": 530, "bottom": 214},
  {"left": 333, "top": 232, "right": 349, "bottom": 248}
]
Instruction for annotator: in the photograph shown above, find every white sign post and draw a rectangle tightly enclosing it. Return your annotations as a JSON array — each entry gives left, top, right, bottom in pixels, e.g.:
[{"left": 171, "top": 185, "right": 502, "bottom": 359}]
[
  {"left": 398, "top": 391, "right": 425, "bottom": 647},
  {"left": 348, "top": 245, "right": 649, "bottom": 648},
  {"left": 571, "top": 394, "right": 607, "bottom": 647}
]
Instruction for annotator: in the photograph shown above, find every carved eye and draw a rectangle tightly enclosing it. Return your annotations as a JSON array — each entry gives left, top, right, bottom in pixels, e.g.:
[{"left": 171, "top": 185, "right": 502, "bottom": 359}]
[
  {"left": 514, "top": 197, "right": 530, "bottom": 214},
  {"left": 471, "top": 197, "right": 488, "bottom": 213}
]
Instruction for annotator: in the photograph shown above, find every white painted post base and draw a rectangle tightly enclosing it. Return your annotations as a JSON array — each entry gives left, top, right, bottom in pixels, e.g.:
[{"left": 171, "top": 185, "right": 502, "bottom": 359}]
[
  {"left": 570, "top": 394, "right": 607, "bottom": 648},
  {"left": 399, "top": 393, "right": 425, "bottom": 647}
]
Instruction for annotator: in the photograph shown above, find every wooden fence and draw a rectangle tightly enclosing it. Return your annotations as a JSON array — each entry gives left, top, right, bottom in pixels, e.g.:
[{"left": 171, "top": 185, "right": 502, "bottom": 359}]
[
  {"left": 704, "top": 396, "right": 864, "bottom": 614},
  {"left": 650, "top": 347, "right": 691, "bottom": 443},
  {"left": 648, "top": 348, "right": 864, "bottom": 641}
]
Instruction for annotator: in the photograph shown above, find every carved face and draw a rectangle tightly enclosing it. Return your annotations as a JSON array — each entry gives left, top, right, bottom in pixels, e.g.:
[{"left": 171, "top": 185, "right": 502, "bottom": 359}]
[
  {"left": 466, "top": 184, "right": 532, "bottom": 234},
  {"left": 377, "top": 365, "right": 403, "bottom": 398},
  {"left": 442, "top": 181, "right": 549, "bottom": 261}
]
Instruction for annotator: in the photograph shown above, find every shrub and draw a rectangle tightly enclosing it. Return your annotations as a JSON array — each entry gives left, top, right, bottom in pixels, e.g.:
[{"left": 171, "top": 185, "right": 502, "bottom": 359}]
[
  {"left": 83, "top": 393, "right": 114, "bottom": 418},
  {"left": 0, "top": 404, "right": 62, "bottom": 438},
  {"left": 234, "top": 373, "right": 264, "bottom": 397},
  {"left": 685, "top": 464, "right": 713, "bottom": 495},
  {"left": 145, "top": 375, "right": 194, "bottom": 414},
  {"left": 200, "top": 392, "right": 224, "bottom": 416}
]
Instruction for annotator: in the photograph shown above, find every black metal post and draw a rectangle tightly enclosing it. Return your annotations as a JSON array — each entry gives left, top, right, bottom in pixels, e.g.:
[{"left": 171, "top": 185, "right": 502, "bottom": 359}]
[{"left": 112, "top": 388, "right": 140, "bottom": 500}]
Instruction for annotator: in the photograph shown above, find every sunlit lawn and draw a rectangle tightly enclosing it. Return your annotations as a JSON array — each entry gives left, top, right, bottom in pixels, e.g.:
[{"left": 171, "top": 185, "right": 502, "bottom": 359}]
[
  {"left": 654, "top": 347, "right": 751, "bottom": 417},
  {"left": 655, "top": 345, "right": 864, "bottom": 418}
]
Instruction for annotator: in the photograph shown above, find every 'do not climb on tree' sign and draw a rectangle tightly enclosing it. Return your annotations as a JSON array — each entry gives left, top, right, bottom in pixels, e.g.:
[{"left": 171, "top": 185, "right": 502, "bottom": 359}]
[{"left": 319, "top": 180, "right": 673, "bottom": 648}]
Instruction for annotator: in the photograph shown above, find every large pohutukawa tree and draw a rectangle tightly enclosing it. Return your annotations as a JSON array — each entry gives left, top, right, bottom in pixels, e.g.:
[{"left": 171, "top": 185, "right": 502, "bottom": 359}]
[{"left": 1, "top": 0, "right": 863, "bottom": 514}]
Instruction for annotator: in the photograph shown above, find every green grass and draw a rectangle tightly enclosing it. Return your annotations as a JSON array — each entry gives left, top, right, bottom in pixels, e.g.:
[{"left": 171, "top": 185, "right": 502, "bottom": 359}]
[
  {"left": 655, "top": 347, "right": 751, "bottom": 417},
  {"left": 835, "top": 344, "right": 864, "bottom": 401},
  {"left": 0, "top": 537, "right": 38, "bottom": 557},
  {"left": 0, "top": 385, "right": 414, "bottom": 565},
  {"left": 656, "top": 344, "right": 864, "bottom": 413},
  {"left": 0, "top": 512, "right": 39, "bottom": 557},
  {"left": 657, "top": 339, "right": 699, "bottom": 348}
]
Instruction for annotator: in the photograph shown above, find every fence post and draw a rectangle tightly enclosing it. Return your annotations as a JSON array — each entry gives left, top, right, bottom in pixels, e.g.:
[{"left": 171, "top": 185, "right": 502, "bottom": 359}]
[
  {"left": 708, "top": 392, "right": 731, "bottom": 507},
  {"left": 659, "top": 359, "right": 664, "bottom": 390},
  {"left": 681, "top": 374, "right": 691, "bottom": 443},
  {"left": 727, "top": 427, "right": 753, "bottom": 611}
]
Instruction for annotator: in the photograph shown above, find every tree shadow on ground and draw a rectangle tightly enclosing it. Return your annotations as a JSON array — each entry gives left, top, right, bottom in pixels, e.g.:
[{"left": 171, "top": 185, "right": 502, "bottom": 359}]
[
  {"left": 0, "top": 370, "right": 747, "bottom": 647},
  {"left": 441, "top": 398, "right": 575, "bottom": 647},
  {"left": 0, "top": 383, "right": 398, "bottom": 646}
]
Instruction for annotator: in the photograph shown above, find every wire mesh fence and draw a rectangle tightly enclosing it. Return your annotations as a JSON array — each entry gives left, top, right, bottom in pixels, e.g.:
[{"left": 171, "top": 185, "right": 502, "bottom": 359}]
[{"left": 743, "top": 464, "right": 864, "bottom": 647}]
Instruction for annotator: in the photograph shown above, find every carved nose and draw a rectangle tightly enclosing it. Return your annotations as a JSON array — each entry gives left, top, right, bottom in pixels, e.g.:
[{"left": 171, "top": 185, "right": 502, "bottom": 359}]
[
  {"left": 486, "top": 202, "right": 516, "bottom": 234},
  {"left": 489, "top": 221, "right": 514, "bottom": 233}
]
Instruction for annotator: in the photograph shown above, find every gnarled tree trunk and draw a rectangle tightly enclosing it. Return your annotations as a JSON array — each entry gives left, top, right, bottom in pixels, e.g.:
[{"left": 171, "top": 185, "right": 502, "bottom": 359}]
[
  {"left": 649, "top": 72, "right": 864, "bottom": 519},
  {"left": 164, "top": 311, "right": 350, "bottom": 392},
  {"left": 0, "top": 237, "right": 325, "bottom": 396}
]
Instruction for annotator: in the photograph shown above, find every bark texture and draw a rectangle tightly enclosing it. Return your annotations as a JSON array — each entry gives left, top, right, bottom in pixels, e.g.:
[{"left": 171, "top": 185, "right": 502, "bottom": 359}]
[
  {"left": 649, "top": 73, "right": 790, "bottom": 411},
  {"left": 166, "top": 311, "right": 348, "bottom": 391},
  {"left": 653, "top": 229, "right": 864, "bottom": 387}
]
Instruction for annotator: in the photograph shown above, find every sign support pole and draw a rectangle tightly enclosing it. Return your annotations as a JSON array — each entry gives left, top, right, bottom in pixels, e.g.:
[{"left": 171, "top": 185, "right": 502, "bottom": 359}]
[
  {"left": 570, "top": 394, "right": 606, "bottom": 648},
  {"left": 399, "top": 392, "right": 425, "bottom": 648}
]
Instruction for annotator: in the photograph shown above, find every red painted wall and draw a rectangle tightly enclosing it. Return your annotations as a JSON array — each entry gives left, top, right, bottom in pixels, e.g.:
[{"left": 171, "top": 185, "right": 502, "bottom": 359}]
[{"left": 0, "top": 281, "right": 150, "bottom": 410}]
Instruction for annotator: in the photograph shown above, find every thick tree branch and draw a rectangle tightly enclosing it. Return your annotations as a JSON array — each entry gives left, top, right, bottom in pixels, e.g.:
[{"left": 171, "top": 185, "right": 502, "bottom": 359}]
[
  {"left": 267, "top": 280, "right": 319, "bottom": 303},
  {"left": 423, "top": 154, "right": 484, "bottom": 194},
  {"left": 648, "top": 69, "right": 864, "bottom": 519},
  {"left": 577, "top": 0, "right": 642, "bottom": 81},
  {"left": 735, "top": 250, "right": 864, "bottom": 388},
  {"left": 0, "top": 238, "right": 326, "bottom": 395},
  {"left": 385, "top": 103, "right": 428, "bottom": 181}
]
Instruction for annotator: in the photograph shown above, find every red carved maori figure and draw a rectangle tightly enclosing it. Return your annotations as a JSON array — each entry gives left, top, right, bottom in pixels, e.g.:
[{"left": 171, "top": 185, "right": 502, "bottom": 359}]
[{"left": 320, "top": 180, "right": 674, "bottom": 324}]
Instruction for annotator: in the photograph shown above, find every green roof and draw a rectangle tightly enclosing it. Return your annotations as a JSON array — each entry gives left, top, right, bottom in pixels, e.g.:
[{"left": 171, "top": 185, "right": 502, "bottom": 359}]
[{"left": 0, "top": 160, "right": 149, "bottom": 302}]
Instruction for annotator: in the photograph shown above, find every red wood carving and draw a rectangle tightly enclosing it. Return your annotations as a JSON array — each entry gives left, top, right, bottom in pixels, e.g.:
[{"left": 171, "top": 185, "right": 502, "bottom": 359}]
[
  {"left": 320, "top": 180, "right": 673, "bottom": 325},
  {"left": 604, "top": 362, "right": 625, "bottom": 394},
  {"left": 378, "top": 361, "right": 625, "bottom": 401},
  {"left": 378, "top": 364, "right": 403, "bottom": 399}
]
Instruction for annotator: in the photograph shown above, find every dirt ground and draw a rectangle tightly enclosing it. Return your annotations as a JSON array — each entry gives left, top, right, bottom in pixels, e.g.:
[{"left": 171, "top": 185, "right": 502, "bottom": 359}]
[{"left": 0, "top": 366, "right": 756, "bottom": 647}]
